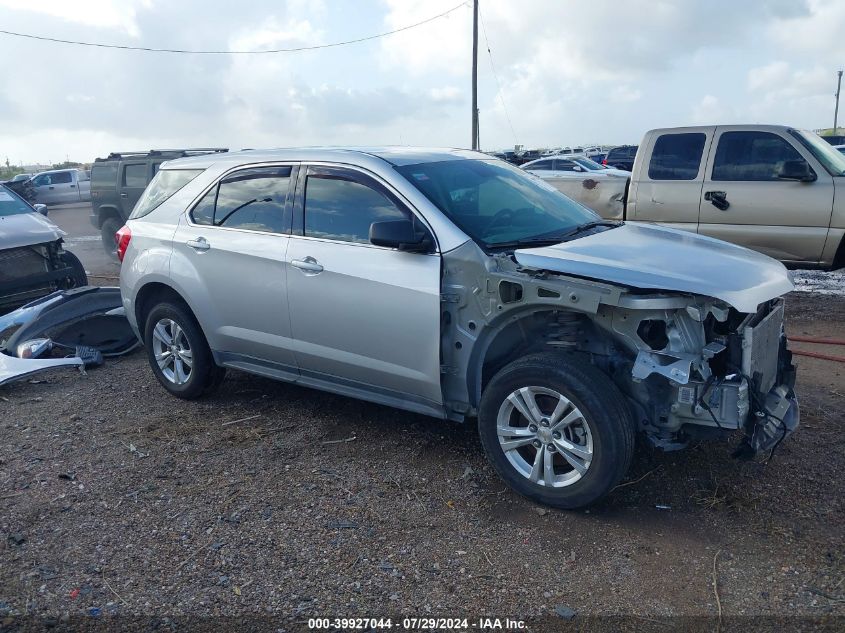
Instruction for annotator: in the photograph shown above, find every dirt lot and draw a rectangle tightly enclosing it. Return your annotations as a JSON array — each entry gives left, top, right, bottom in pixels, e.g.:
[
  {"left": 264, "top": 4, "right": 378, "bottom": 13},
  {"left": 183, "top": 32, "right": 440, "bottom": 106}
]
[{"left": 1, "top": 291, "right": 843, "bottom": 631}]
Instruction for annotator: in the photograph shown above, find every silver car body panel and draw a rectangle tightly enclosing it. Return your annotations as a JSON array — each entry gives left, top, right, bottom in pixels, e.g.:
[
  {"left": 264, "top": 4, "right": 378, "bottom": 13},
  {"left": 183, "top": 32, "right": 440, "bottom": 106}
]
[
  {"left": 514, "top": 222, "right": 793, "bottom": 313},
  {"left": 120, "top": 147, "right": 799, "bottom": 452},
  {"left": 0, "top": 353, "right": 83, "bottom": 386},
  {"left": 0, "top": 212, "right": 65, "bottom": 250}
]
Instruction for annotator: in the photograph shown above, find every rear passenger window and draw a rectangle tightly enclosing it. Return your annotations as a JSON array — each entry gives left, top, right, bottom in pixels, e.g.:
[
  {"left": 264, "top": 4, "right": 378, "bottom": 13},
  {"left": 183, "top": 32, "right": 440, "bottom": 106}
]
[
  {"left": 554, "top": 160, "right": 578, "bottom": 171},
  {"left": 91, "top": 163, "right": 118, "bottom": 188},
  {"left": 51, "top": 171, "right": 73, "bottom": 184},
  {"left": 304, "top": 176, "right": 407, "bottom": 244},
  {"left": 648, "top": 133, "right": 706, "bottom": 180},
  {"left": 712, "top": 131, "right": 804, "bottom": 181},
  {"left": 191, "top": 166, "right": 291, "bottom": 233},
  {"left": 528, "top": 160, "right": 553, "bottom": 170},
  {"left": 123, "top": 164, "right": 147, "bottom": 187}
]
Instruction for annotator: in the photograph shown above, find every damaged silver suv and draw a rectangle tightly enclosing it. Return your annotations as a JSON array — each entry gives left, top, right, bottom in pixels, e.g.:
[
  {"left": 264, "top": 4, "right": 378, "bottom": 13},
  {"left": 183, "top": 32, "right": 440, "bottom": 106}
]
[{"left": 119, "top": 148, "right": 799, "bottom": 509}]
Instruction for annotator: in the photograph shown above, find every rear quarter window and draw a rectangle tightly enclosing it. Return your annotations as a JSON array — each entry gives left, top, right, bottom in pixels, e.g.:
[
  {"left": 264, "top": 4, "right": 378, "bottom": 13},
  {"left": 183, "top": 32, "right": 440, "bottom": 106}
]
[
  {"left": 129, "top": 169, "right": 203, "bottom": 219},
  {"left": 91, "top": 163, "right": 118, "bottom": 189},
  {"left": 648, "top": 133, "right": 706, "bottom": 180}
]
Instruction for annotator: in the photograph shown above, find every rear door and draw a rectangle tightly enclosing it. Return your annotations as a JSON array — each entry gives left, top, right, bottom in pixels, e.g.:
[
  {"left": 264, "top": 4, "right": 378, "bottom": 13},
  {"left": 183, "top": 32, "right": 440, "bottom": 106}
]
[
  {"left": 285, "top": 165, "right": 442, "bottom": 406},
  {"left": 698, "top": 128, "right": 833, "bottom": 264},
  {"left": 628, "top": 129, "right": 713, "bottom": 233},
  {"left": 172, "top": 165, "right": 298, "bottom": 370},
  {"left": 120, "top": 162, "right": 149, "bottom": 216}
]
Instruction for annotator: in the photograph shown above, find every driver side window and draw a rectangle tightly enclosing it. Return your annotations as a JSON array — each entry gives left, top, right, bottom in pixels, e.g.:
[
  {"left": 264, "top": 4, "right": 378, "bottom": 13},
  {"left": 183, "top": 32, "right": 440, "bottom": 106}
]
[{"left": 304, "top": 174, "right": 409, "bottom": 244}]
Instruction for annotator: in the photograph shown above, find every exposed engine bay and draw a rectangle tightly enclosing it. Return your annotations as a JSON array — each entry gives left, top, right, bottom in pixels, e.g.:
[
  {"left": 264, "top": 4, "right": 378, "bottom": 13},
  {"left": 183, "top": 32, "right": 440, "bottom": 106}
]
[{"left": 438, "top": 241, "right": 799, "bottom": 457}]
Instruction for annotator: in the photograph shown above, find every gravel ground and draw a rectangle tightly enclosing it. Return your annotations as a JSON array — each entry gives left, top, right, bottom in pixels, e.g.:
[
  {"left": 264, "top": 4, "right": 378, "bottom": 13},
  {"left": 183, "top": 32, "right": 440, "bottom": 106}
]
[{"left": 1, "top": 292, "right": 843, "bottom": 632}]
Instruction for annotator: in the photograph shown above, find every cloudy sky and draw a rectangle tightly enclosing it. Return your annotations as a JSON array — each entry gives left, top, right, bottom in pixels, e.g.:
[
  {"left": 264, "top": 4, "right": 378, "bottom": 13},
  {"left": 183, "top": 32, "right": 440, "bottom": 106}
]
[{"left": 0, "top": 0, "right": 843, "bottom": 164}]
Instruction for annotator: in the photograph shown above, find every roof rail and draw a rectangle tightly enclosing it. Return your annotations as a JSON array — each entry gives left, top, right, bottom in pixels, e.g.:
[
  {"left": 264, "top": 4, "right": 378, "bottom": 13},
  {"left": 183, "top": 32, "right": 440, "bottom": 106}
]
[{"left": 95, "top": 148, "right": 229, "bottom": 161}]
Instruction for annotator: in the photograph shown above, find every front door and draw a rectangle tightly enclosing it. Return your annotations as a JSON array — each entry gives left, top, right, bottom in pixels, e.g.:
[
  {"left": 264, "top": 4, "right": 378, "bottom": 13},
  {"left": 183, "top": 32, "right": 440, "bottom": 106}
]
[
  {"left": 170, "top": 165, "right": 298, "bottom": 372},
  {"left": 698, "top": 128, "right": 833, "bottom": 264},
  {"left": 286, "top": 165, "right": 442, "bottom": 406},
  {"left": 32, "top": 171, "right": 74, "bottom": 204}
]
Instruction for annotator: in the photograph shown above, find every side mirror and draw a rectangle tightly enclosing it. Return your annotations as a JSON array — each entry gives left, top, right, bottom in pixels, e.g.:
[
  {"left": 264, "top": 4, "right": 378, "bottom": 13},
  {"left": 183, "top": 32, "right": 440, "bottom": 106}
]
[
  {"left": 572, "top": 165, "right": 583, "bottom": 172},
  {"left": 34, "top": 203, "right": 48, "bottom": 216},
  {"left": 369, "top": 219, "right": 431, "bottom": 252},
  {"left": 777, "top": 160, "right": 816, "bottom": 182}
]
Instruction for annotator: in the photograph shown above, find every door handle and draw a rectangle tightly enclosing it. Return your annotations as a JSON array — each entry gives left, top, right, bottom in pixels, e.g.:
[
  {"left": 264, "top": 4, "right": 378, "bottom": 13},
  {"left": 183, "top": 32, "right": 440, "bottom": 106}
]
[
  {"left": 704, "top": 190, "right": 730, "bottom": 210},
  {"left": 186, "top": 237, "right": 210, "bottom": 251},
  {"left": 291, "top": 257, "right": 324, "bottom": 274},
  {"left": 70, "top": 184, "right": 76, "bottom": 188},
  {"left": 48, "top": 186, "right": 55, "bottom": 190},
  {"left": 120, "top": 193, "right": 128, "bottom": 198}
]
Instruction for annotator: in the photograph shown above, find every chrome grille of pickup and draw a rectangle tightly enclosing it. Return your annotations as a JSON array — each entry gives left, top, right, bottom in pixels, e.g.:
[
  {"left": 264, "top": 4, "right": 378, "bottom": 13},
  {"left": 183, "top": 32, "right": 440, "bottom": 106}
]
[
  {"left": 0, "top": 246, "right": 48, "bottom": 282},
  {"left": 741, "top": 300, "right": 784, "bottom": 394}
]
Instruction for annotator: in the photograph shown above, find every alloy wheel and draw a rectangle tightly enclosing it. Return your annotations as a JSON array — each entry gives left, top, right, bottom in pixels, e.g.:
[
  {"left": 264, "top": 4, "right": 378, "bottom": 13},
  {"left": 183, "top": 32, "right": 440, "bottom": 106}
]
[
  {"left": 151, "top": 318, "right": 193, "bottom": 385},
  {"left": 496, "top": 386, "right": 593, "bottom": 487}
]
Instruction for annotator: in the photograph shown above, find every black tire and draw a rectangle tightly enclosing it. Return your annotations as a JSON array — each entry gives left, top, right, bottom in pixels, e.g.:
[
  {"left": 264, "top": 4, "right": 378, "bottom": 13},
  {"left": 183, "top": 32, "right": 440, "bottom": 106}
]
[
  {"left": 58, "top": 251, "right": 88, "bottom": 288},
  {"left": 143, "top": 301, "right": 222, "bottom": 399},
  {"left": 478, "top": 352, "right": 635, "bottom": 509},
  {"left": 100, "top": 216, "right": 122, "bottom": 260}
]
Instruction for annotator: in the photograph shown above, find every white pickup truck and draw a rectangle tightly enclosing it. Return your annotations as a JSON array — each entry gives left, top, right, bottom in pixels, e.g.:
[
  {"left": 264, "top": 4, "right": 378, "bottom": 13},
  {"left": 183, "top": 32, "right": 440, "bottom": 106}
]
[{"left": 552, "top": 125, "right": 845, "bottom": 269}]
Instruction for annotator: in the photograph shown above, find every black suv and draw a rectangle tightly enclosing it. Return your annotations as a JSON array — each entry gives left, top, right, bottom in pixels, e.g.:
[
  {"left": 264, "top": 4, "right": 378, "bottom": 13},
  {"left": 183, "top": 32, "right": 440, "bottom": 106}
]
[
  {"left": 602, "top": 145, "right": 638, "bottom": 171},
  {"left": 90, "top": 149, "right": 227, "bottom": 256}
]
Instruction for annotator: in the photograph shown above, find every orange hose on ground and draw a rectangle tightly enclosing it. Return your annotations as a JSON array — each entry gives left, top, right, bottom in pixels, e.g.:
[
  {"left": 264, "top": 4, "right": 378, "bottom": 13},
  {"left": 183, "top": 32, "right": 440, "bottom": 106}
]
[
  {"left": 792, "top": 349, "right": 845, "bottom": 363},
  {"left": 788, "top": 335, "right": 845, "bottom": 346}
]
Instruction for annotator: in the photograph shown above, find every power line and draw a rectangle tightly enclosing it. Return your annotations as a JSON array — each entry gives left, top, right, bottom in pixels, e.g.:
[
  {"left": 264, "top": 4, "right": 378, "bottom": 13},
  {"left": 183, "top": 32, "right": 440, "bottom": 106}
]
[
  {"left": 0, "top": 2, "right": 469, "bottom": 55},
  {"left": 478, "top": 2, "right": 518, "bottom": 147}
]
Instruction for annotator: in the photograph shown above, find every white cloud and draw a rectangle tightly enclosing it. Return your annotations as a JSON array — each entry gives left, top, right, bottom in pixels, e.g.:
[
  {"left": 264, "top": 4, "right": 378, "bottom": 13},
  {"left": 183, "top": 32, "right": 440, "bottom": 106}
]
[
  {"left": 228, "top": 16, "right": 324, "bottom": 52},
  {"left": 611, "top": 86, "right": 643, "bottom": 104},
  {"left": 379, "top": 0, "right": 471, "bottom": 77},
  {"left": 691, "top": 95, "right": 735, "bottom": 125},
  {"left": 2, "top": 0, "right": 845, "bottom": 162},
  {"left": 0, "top": 0, "right": 149, "bottom": 36}
]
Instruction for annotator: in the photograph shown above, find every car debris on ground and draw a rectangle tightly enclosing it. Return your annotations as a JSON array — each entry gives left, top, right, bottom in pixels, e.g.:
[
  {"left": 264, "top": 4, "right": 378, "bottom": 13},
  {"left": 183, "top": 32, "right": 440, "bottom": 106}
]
[{"left": 0, "top": 285, "right": 139, "bottom": 385}]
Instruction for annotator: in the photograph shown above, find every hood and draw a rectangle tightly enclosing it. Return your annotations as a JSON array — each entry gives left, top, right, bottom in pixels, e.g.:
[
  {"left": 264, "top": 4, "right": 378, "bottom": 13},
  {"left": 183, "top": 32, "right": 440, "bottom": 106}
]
[
  {"left": 514, "top": 223, "right": 793, "bottom": 313},
  {"left": 0, "top": 212, "right": 64, "bottom": 250}
]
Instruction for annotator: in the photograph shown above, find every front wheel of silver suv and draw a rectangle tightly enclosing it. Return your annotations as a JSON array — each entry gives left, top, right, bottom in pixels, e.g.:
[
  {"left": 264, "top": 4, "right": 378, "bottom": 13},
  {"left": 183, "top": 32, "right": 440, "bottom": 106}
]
[
  {"left": 478, "top": 352, "right": 635, "bottom": 509},
  {"left": 143, "top": 301, "right": 225, "bottom": 399}
]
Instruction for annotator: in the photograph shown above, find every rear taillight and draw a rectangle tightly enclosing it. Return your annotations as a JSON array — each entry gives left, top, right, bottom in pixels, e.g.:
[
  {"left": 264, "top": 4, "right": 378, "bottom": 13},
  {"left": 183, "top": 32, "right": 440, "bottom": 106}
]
[
  {"left": 116, "top": 225, "right": 132, "bottom": 262},
  {"left": 602, "top": 158, "right": 608, "bottom": 165}
]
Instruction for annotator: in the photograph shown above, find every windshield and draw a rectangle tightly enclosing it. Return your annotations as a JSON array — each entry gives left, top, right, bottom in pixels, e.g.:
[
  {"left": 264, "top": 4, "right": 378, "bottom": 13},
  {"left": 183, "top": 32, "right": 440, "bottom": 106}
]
[
  {"left": 789, "top": 129, "right": 845, "bottom": 176},
  {"left": 0, "top": 185, "right": 35, "bottom": 217},
  {"left": 571, "top": 157, "right": 605, "bottom": 171},
  {"left": 130, "top": 168, "right": 203, "bottom": 219},
  {"left": 395, "top": 159, "right": 600, "bottom": 248}
]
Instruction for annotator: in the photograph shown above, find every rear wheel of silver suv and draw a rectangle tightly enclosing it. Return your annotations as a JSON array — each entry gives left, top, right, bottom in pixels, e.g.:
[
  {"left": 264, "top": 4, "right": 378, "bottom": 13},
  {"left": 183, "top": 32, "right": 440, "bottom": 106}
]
[
  {"left": 144, "top": 301, "right": 225, "bottom": 399},
  {"left": 478, "top": 352, "right": 634, "bottom": 509}
]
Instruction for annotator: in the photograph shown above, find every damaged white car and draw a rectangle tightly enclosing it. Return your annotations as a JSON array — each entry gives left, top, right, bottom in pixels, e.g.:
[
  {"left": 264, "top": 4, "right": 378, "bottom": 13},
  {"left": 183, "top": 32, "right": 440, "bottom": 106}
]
[{"left": 119, "top": 148, "right": 798, "bottom": 509}]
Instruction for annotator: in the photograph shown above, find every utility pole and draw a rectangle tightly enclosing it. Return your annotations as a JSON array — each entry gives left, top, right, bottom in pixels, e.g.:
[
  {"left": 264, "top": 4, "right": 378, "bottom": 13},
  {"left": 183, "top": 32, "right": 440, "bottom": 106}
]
[
  {"left": 835, "top": 70, "right": 844, "bottom": 136},
  {"left": 471, "top": 0, "right": 479, "bottom": 150}
]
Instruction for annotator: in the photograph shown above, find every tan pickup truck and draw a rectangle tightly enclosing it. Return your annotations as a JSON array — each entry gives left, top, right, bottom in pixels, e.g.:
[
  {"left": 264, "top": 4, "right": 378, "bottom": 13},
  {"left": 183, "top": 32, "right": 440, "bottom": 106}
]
[{"left": 549, "top": 125, "right": 845, "bottom": 269}]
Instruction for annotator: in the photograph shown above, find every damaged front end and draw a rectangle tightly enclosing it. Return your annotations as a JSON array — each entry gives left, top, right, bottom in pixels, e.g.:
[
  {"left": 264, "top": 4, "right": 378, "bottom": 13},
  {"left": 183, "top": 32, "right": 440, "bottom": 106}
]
[
  {"left": 438, "top": 238, "right": 799, "bottom": 459},
  {"left": 605, "top": 296, "right": 798, "bottom": 455}
]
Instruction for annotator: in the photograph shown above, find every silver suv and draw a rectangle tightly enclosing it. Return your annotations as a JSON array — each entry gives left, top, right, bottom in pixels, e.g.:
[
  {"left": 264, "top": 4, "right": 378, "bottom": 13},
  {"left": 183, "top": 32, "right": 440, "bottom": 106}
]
[{"left": 119, "top": 148, "right": 799, "bottom": 509}]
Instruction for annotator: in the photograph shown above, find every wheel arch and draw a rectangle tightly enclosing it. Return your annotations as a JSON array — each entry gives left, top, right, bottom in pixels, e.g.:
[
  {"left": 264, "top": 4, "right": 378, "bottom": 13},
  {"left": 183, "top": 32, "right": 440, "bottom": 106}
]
[
  {"left": 95, "top": 205, "right": 123, "bottom": 229},
  {"left": 832, "top": 233, "right": 845, "bottom": 270},
  {"left": 133, "top": 282, "right": 196, "bottom": 344},
  {"left": 465, "top": 305, "right": 585, "bottom": 409}
]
